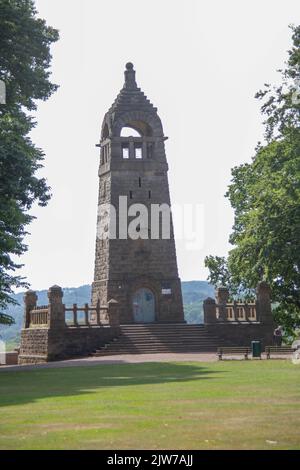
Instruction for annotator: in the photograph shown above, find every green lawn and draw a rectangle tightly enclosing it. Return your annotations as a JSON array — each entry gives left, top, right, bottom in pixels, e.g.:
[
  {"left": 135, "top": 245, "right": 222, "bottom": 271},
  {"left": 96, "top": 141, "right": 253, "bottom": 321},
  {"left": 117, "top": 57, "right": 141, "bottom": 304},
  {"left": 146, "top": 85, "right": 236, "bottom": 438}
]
[{"left": 0, "top": 361, "right": 299, "bottom": 450}]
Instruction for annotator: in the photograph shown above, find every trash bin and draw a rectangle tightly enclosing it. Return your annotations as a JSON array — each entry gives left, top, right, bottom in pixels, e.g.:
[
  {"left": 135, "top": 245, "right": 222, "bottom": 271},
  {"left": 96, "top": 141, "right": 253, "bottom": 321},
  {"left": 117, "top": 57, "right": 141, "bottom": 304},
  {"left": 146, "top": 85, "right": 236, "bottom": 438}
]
[{"left": 251, "top": 340, "right": 261, "bottom": 358}]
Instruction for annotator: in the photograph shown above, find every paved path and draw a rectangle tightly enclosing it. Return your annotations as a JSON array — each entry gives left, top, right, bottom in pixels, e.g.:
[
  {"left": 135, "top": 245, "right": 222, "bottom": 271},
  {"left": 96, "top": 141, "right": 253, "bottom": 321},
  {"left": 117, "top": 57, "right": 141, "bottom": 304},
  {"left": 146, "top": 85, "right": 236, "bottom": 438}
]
[
  {"left": 0, "top": 352, "right": 292, "bottom": 372},
  {"left": 0, "top": 353, "right": 217, "bottom": 372}
]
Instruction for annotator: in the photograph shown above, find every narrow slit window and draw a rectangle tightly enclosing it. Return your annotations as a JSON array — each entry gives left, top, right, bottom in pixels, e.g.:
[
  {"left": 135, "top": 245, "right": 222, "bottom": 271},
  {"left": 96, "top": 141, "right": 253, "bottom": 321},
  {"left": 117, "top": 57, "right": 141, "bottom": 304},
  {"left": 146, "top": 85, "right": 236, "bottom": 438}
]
[
  {"left": 147, "top": 142, "right": 153, "bottom": 159},
  {"left": 130, "top": 191, "right": 133, "bottom": 199},
  {"left": 135, "top": 145, "right": 142, "bottom": 159},
  {"left": 139, "top": 177, "right": 142, "bottom": 187},
  {"left": 148, "top": 190, "right": 152, "bottom": 199},
  {"left": 122, "top": 144, "right": 129, "bottom": 159}
]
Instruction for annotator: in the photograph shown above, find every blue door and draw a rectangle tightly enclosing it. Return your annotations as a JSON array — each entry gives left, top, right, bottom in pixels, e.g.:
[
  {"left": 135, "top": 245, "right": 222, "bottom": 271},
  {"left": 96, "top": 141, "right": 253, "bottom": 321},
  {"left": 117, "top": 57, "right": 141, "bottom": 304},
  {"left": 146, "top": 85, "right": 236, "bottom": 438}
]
[{"left": 133, "top": 288, "right": 155, "bottom": 323}]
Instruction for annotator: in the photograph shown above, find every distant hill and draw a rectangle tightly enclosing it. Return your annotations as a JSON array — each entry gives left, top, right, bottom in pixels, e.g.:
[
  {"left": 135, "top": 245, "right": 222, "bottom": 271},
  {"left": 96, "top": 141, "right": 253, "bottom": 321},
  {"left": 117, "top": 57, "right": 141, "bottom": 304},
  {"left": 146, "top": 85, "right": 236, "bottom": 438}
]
[
  {"left": 0, "top": 281, "right": 214, "bottom": 347},
  {"left": 181, "top": 281, "right": 214, "bottom": 324}
]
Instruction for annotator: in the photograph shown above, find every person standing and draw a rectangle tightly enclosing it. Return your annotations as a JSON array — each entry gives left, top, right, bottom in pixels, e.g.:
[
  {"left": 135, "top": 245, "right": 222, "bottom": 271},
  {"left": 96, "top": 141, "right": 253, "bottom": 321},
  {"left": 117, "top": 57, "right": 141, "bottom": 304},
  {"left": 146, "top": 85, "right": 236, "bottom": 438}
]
[{"left": 273, "top": 326, "right": 283, "bottom": 346}]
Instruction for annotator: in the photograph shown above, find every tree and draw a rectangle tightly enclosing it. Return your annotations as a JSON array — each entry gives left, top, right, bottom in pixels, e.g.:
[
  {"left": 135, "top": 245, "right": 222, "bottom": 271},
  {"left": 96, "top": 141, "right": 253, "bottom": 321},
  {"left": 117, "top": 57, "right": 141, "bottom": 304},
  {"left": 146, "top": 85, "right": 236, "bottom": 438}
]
[
  {"left": 204, "top": 255, "right": 231, "bottom": 289},
  {"left": 0, "top": 0, "right": 59, "bottom": 324},
  {"left": 205, "top": 25, "right": 300, "bottom": 337}
]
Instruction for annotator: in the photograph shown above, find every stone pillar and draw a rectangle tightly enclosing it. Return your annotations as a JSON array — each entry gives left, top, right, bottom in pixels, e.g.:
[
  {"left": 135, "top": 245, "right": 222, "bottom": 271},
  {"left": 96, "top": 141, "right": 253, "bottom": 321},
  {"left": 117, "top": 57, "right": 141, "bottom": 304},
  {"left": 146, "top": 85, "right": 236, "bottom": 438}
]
[
  {"left": 47, "top": 285, "right": 65, "bottom": 329},
  {"left": 107, "top": 299, "right": 119, "bottom": 326},
  {"left": 256, "top": 281, "right": 273, "bottom": 324},
  {"left": 216, "top": 287, "right": 229, "bottom": 321},
  {"left": 216, "top": 287, "right": 230, "bottom": 304},
  {"left": 203, "top": 297, "right": 217, "bottom": 324},
  {"left": 142, "top": 141, "right": 147, "bottom": 159},
  {"left": 23, "top": 290, "right": 37, "bottom": 328},
  {"left": 129, "top": 140, "right": 135, "bottom": 159}
]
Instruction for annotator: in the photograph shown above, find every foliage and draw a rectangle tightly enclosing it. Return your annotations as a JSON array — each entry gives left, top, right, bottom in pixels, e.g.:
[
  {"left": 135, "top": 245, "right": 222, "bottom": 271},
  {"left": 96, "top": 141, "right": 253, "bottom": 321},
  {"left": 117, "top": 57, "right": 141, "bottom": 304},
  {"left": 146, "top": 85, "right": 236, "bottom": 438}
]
[
  {"left": 205, "top": 25, "right": 300, "bottom": 335},
  {"left": 0, "top": 0, "right": 59, "bottom": 323},
  {"left": 204, "top": 255, "right": 231, "bottom": 288}
]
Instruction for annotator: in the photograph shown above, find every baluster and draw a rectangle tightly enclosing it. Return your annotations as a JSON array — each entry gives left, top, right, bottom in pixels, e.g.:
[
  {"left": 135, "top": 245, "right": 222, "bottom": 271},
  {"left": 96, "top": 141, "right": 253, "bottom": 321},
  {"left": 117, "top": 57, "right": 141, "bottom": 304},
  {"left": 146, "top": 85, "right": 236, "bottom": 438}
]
[
  {"left": 84, "top": 303, "right": 89, "bottom": 325},
  {"left": 233, "top": 300, "right": 237, "bottom": 321},
  {"left": 244, "top": 302, "right": 249, "bottom": 322},
  {"left": 62, "top": 304, "right": 66, "bottom": 326},
  {"left": 73, "top": 303, "right": 78, "bottom": 326},
  {"left": 253, "top": 305, "right": 257, "bottom": 320}
]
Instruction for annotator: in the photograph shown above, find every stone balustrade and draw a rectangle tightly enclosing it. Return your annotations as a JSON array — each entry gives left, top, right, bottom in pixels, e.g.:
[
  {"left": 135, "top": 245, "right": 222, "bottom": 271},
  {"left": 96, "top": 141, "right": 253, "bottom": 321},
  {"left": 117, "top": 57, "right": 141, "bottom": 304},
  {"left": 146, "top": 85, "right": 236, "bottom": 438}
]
[
  {"left": 24, "top": 286, "right": 118, "bottom": 329},
  {"left": 203, "top": 282, "right": 272, "bottom": 325},
  {"left": 220, "top": 301, "right": 257, "bottom": 322},
  {"left": 30, "top": 309, "right": 48, "bottom": 326},
  {"left": 19, "top": 285, "right": 121, "bottom": 364},
  {"left": 202, "top": 282, "right": 275, "bottom": 348}
]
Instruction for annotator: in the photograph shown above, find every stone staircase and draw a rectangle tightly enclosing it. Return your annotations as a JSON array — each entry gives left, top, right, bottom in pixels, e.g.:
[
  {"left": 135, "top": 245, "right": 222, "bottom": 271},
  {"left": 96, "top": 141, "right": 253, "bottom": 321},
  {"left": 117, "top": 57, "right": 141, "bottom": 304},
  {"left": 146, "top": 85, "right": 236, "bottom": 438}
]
[{"left": 92, "top": 323, "right": 219, "bottom": 356}]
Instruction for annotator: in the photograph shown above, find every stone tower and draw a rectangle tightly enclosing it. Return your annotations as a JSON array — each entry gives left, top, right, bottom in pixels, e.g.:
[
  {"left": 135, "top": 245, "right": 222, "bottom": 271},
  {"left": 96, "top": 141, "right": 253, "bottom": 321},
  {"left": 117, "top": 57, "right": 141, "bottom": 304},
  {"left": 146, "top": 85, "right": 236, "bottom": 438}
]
[{"left": 92, "top": 63, "right": 184, "bottom": 324}]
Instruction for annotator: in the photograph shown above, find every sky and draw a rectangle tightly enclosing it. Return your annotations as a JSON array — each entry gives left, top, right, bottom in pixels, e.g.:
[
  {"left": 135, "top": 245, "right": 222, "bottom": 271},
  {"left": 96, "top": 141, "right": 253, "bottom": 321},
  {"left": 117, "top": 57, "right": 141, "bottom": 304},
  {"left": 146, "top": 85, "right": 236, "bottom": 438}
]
[{"left": 17, "top": 0, "right": 300, "bottom": 290}]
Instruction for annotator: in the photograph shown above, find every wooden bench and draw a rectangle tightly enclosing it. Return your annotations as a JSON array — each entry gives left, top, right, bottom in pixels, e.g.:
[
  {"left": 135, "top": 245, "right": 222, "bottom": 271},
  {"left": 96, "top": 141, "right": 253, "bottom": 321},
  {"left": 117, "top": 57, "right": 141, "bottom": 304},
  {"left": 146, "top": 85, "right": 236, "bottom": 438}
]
[
  {"left": 217, "top": 347, "right": 251, "bottom": 360},
  {"left": 265, "top": 346, "right": 295, "bottom": 359}
]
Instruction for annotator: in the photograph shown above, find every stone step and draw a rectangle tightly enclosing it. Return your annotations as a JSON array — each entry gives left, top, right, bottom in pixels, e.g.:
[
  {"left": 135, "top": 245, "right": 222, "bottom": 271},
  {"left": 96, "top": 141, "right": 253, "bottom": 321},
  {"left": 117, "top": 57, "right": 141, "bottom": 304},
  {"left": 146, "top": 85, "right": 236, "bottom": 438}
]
[
  {"left": 110, "top": 338, "right": 218, "bottom": 344},
  {"left": 96, "top": 343, "right": 218, "bottom": 352},
  {"left": 117, "top": 337, "right": 219, "bottom": 342},
  {"left": 118, "top": 334, "right": 210, "bottom": 338},
  {"left": 91, "top": 323, "right": 219, "bottom": 357},
  {"left": 103, "top": 344, "right": 218, "bottom": 350},
  {"left": 94, "top": 345, "right": 217, "bottom": 352},
  {"left": 120, "top": 325, "right": 205, "bottom": 329},
  {"left": 96, "top": 348, "right": 218, "bottom": 354},
  {"left": 93, "top": 345, "right": 217, "bottom": 354},
  {"left": 98, "top": 342, "right": 217, "bottom": 349},
  {"left": 119, "top": 329, "right": 207, "bottom": 332}
]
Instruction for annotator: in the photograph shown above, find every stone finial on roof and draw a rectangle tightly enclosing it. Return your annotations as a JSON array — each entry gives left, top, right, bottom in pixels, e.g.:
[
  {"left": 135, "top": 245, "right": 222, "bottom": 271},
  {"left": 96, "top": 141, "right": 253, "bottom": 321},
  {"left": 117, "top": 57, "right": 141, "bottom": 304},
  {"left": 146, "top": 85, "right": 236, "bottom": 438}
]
[{"left": 124, "top": 62, "right": 137, "bottom": 89}]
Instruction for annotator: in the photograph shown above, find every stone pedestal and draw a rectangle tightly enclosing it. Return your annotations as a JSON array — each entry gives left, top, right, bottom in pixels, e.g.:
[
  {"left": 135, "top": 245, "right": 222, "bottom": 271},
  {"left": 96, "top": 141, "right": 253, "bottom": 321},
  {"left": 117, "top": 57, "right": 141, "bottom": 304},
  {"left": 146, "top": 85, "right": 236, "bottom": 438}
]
[
  {"left": 47, "top": 285, "right": 66, "bottom": 329},
  {"left": 256, "top": 281, "right": 273, "bottom": 324},
  {"left": 23, "top": 290, "right": 37, "bottom": 328},
  {"left": 216, "top": 287, "right": 229, "bottom": 321},
  {"left": 203, "top": 297, "right": 217, "bottom": 324}
]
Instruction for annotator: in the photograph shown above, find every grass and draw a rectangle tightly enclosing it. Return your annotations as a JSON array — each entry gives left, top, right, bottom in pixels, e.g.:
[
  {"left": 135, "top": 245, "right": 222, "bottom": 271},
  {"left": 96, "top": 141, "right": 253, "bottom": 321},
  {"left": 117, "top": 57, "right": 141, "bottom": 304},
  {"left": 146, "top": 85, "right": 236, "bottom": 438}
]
[{"left": 0, "top": 360, "right": 299, "bottom": 450}]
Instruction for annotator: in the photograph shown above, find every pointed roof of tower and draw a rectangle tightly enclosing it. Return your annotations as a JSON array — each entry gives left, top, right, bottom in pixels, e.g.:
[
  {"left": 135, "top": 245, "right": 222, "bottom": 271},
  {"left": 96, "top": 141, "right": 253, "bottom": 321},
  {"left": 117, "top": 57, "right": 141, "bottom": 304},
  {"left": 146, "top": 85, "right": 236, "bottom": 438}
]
[{"left": 108, "top": 62, "right": 157, "bottom": 116}]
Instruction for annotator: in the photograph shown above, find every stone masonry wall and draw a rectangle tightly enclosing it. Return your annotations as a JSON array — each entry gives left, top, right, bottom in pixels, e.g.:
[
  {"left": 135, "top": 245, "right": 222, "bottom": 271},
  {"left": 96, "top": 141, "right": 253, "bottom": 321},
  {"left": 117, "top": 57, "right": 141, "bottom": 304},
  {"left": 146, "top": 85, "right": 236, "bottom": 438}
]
[
  {"left": 19, "top": 286, "right": 121, "bottom": 364},
  {"left": 19, "top": 326, "right": 121, "bottom": 364},
  {"left": 205, "top": 323, "right": 274, "bottom": 349},
  {"left": 203, "top": 282, "right": 275, "bottom": 348}
]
